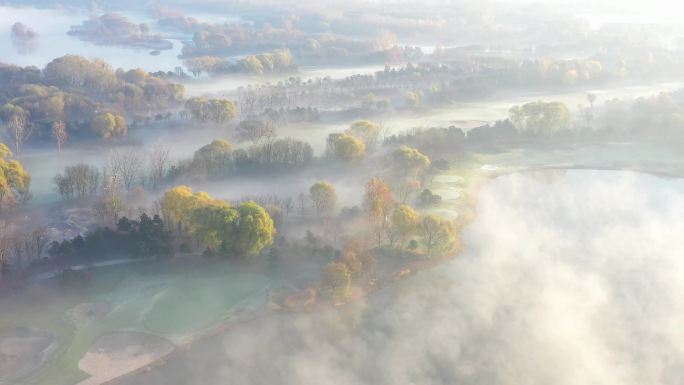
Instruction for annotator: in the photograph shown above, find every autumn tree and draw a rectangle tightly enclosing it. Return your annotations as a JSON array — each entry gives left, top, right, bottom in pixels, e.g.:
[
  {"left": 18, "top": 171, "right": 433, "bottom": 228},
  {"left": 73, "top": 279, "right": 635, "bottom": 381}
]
[
  {"left": 161, "top": 186, "right": 275, "bottom": 256},
  {"left": 90, "top": 112, "right": 127, "bottom": 139},
  {"left": 326, "top": 133, "right": 365, "bottom": 161},
  {"left": 185, "top": 97, "right": 236, "bottom": 124},
  {"left": 390, "top": 204, "right": 420, "bottom": 247},
  {"left": 363, "top": 177, "right": 394, "bottom": 244},
  {"left": 225, "top": 201, "right": 276, "bottom": 257},
  {"left": 391, "top": 146, "right": 431, "bottom": 202},
  {"left": 309, "top": 182, "right": 337, "bottom": 217},
  {"left": 508, "top": 101, "right": 572, "bottom": 136},
  {"left": 0, "top": 143, "right": 31, "bottom": 209},
  {"left": 323, "top": 261, "right": 352, "bottom": 303},
  {"left": 192, "top": 202, "right": 235, "bottom": 253},
  {"left": 345, "top": 120, "right": 381, "bottom": 148},
  {"left": 193, "top": 139, "right": 232, "bottom": 175},
  {"left": 419, "top": 214, "right": 457, "bottom": 256},
  {"left": 160, "top": 185, "right": 209, "bottom": 235}
]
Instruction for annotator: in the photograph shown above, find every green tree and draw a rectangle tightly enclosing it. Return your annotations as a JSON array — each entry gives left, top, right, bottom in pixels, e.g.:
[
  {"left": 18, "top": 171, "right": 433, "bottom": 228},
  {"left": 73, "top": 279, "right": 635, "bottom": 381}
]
[
  {"left": 227, "top": 201, "right": 276, "bottom": 257},
  {"left": 419, "top": 215, "right": 457, "bottom": 256}
]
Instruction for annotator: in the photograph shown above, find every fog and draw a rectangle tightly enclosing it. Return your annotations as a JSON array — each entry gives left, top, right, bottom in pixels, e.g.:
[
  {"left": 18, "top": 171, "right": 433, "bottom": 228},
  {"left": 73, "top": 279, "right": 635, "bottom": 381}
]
[
  {"left": 122, "top": 170, "right": 684, "bottom": 385},
  {"left": 3, "top": 1, "right": 684, "bottom": 384}
]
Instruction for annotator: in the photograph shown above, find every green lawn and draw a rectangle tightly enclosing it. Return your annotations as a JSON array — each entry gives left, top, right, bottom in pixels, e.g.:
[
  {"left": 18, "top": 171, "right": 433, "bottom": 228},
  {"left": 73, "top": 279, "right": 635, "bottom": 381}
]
[{"left": 1, "top": 259, "right": 272, "bottom": 385}]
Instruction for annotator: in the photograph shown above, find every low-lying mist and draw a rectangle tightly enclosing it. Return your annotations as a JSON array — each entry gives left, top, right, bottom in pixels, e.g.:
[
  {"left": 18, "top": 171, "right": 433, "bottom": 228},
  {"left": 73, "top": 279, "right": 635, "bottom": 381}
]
[{"left": 125, "top": 170, "right": 684, "bottom": 385}]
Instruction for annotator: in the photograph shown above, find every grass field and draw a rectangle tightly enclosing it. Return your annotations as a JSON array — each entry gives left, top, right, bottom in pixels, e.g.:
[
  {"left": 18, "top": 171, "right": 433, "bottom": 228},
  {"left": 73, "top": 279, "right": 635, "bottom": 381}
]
[{"left": 0, "top": 259, "right": 272, "bottom": 385}]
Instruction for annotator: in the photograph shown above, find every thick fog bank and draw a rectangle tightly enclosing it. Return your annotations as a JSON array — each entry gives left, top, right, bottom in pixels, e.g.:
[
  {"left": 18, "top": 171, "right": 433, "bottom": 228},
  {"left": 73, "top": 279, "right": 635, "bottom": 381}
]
[{"left": 125, "top": 170, "right": 684, "bottom": 385}]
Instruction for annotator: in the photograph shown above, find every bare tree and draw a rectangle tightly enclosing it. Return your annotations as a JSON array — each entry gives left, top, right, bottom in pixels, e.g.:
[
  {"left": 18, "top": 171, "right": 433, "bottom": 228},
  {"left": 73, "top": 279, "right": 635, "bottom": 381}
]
[
  {"left": 5, "top": 113, "right": 31, "bottom": 154},
  {"left": 0, "top": 222, "right": 14, "bottom": 277},
  {"left": 10, "top": 234, "right": 26, "bottom": 272},
  {"left": 25, "top": 227, "right": 48, "bottom": 264},
  {"left": 51, "top": 121, "right": 68, "bottom": 153},
  {"left": 148, "top": 145, "right": 170, "bottom": 190},
  {"left": 236, "top": 118, "right": 276, "bottom": 145},
  {"left": 297, "top": 192, "right": 307, "bottom": 216},
  {"left": 94, "top": 175, "right": 125, "bottom": 224},
  {"left": 108, "top": 149, "right": 142, "bottom": 191}
]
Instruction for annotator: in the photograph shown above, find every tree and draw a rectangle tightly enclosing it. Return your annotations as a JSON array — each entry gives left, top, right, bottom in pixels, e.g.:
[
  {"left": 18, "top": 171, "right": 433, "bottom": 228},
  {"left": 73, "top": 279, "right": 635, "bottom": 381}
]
[
  {"left": 391, "top": 205, "right": 420, "bottom": 247},
  {"left": 417, "top": 189, "right": 442, "bottom": 207},
  {"left": 392, "top": 146, "right": 431, "bottom": 177},
  {"left": 236, "top": 118, "right": 275, "bottom": 144},
  {"left": 192, "top": 203, "right": 236, "bottom": 253},
  {"left": 53, "top": 163, "right": 99, "bottom": 200},
  {"left": 309, "top": 182, "right": 336, "bottom": 217},
  {"left": 91, "top": 112, "right": 127, "bottom": 139},
  {"left": 327, "top": 133, "right": 365, "bottom": 160},
  {"left": 363, "top": 177, "right": 394, "bottom": 244},
  {"left": 239, "top": 55, "right": 265, "bottom": 75},
  {"left": 184, "top": 56, "right": 223, "bottom": 77},
  {"left": 51, "top": 120, "right": 68, "bottom": 153},
  {"left": 345, "top": 120, "right": 381, "bottom": 148},
  {"left": 0, "top": 221, "right": 14, "bottom": 276},
  {"left": 391, "top": 146, "right": 430, "bottom": 202},
  {"left": 405, "top": 91, "right": 421, "bottom": 108},
  {"left": 0, "top": 143, "right": 31, "bottom": 209},
  {"left": 107, "top": 149, "right": 142, "bottom": 191},
  {"left": 148, "top": 145, "right": 170, "bottom": 190},
  {"left": 160, "top": 185, "right": 206, "bottom": 235},
  {"left": 419, "top": 215, "right": 457, "bottom": 256},
  {"left": 227, "top": 201, "right": 276, "bottom": 257},
  {"left": 193, "top": 139, "right": 232, "bottom": 175},
  {"left": 95, "top": 175, "right": 125, "bottom": 224},
  {"left": 323, "top": 261, "right": 351, "bottom": 303},
  {"left": 1, "top": 104, "right": 31, "bottom": 154},
  {"left": 508, "top": 101, "right": 572, "bottom": 136},
  {"left": 185, "top": 97, "right": 236, "bottom": 124}
]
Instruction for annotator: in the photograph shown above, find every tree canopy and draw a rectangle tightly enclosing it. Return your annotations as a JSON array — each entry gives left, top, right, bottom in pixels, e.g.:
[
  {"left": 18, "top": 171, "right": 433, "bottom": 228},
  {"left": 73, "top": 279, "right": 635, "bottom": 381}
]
[{"left": 0, "top": 143, "right": 31, "bottom": 209}]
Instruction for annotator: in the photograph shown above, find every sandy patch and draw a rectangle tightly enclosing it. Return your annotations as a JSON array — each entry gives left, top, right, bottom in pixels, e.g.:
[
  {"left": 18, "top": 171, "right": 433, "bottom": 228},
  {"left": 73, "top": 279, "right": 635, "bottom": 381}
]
[
  {"left": 68, "top": 302, "right": 112, "bottom": 326},
  {"left": 0, "top": 328, "right": 56, "bottom": 384},
  {"left": 77, "top": 331, "right": 174, "bottom": 385}
]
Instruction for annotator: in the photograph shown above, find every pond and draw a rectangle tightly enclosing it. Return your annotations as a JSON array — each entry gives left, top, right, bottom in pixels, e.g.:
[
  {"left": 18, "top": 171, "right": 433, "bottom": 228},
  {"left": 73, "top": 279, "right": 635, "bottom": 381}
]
[{"left": 122, "top": 170, "right": 684, "bottom": 385}]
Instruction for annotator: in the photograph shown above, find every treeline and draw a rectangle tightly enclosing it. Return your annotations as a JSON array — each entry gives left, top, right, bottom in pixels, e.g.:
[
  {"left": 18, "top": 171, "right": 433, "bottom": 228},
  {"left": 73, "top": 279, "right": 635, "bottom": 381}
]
[
  {"left": 0, "top": 56, "right": 184, "bottom": 152},
  {"left": 184, "top": 49, "right": 296, "bottom": 77},
  {"left": 170, "top": 137, "right": 314, "bottom": 180},
  {"left": 177, "top": 19, "right": 422, "bottom": 69},
  {"left": 47, "top": 213, "right": 172, "bottom": 261}
]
